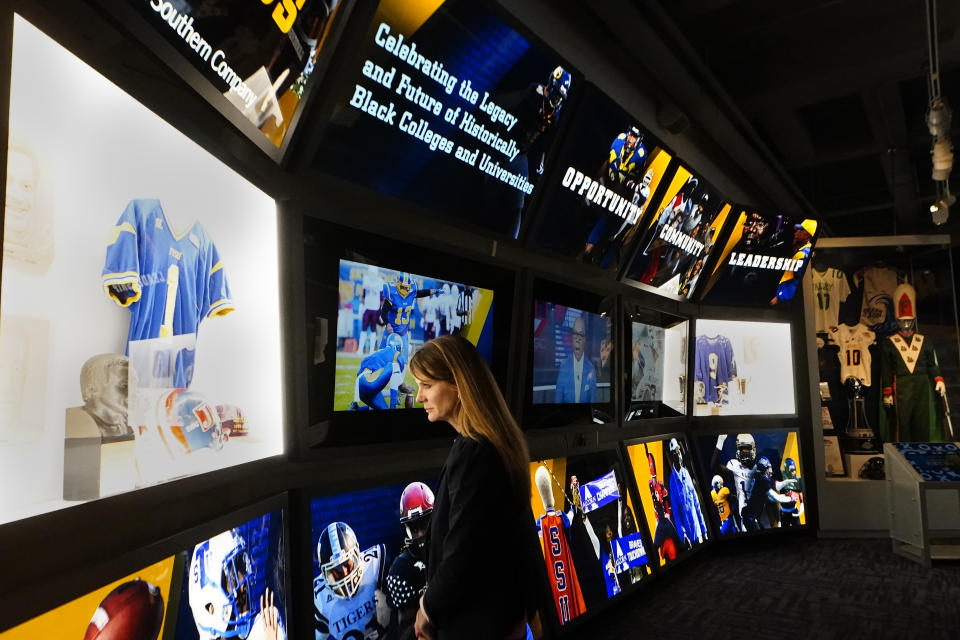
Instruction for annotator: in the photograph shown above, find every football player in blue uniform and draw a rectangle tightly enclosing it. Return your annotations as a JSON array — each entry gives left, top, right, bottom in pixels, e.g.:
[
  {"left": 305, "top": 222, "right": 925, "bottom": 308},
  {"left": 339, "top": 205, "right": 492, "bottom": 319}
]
[
  {"left": 583, "top": 127, "right": 650, "bottom": 268},
  {"left": 189, "top": 529, "right": 286, "bottom": 640},
  {"left": 379, "top": 273, "right": 440, "bottom": 406},
  {"left": 314, "top": 522, "right": 391, "bottom": 640},
  {"left": 349, "top": 333, "right": 408, "bottom": 410}
]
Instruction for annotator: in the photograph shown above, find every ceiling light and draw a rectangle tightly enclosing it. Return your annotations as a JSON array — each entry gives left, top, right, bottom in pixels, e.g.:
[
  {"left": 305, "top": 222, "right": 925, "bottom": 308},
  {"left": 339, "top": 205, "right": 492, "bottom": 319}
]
[{"left": 931, "top": 199, "right": 949, "bottom": 225}]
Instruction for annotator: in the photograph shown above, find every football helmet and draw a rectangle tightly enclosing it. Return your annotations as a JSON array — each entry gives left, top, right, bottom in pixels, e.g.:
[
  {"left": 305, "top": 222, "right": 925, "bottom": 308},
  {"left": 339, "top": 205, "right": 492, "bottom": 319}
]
[
  {"left": 399, "top": 481, "right": 435, "bottom": 552},
  {"left": 149, "top": 389, "right": 225, "bottom": 456},
  {"left": 624, "top": 126, "right": 643, "bottom": 155},
  {"left": 641, "top": 168, "right": 654, "bottom": 188},
  {"left": 735, "top": 433, "right": 756, "bottom": 466},
  {"left": 859, "top": 456, "right": 885, "bottom": 480},
  {"left": 386, "top": 332, "right": 404, "bottom": 354},
  {"left": 395, "top": 272, "right": 413, "bottom": 298},
  {"left": 647, "top": 452, "right": 657, "bottom": 478},
  {"left": 755, "top": 456, "right": 773, "bottom": 477},
  {"left": 318, "top": 522, "right": 363, "bottom": 599},
  {"left": 711, "top": 475, "right": 724, "bottom": 492},
  {"left": 545, "top": 66, "right": 571, "bottom": 109},
  {"left": 668, "top": 438, "right": 683, "bottom": 470},
  {"left": 782, "top": 457, "right": 798, "bottom": 480},
  {"left": 188, "top": 530, "right": 254, "bottom": 640}
]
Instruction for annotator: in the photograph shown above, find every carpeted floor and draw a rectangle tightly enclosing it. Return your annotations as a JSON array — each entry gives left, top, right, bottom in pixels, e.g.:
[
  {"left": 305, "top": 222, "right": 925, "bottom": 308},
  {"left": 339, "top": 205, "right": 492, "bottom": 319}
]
[{"left": 570, "top": 535, "right": 960, "bottom": 639}]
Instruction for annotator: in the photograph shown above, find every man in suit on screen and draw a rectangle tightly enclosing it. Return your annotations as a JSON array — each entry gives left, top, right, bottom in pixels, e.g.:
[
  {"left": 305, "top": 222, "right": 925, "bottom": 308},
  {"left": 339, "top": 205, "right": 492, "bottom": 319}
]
[{"left": 555, "top": 316, "right": 596, "bottom": 403}]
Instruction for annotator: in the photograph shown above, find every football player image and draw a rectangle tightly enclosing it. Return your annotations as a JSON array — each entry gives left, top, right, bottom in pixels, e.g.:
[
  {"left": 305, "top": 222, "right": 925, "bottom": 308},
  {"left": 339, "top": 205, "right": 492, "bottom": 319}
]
[
  {"left": 711, "top": 475, "right": 738, "bottom": 535},
  {"left": 770, "top": 219, "right": 817, "bottom": 306},
  {"left": 666, "top": 438, "right": 707, "bottom": 546},
  {"left": 646, "top": 453, "right": 682, "bottom": 561},
  {"left": 741, "top": 457, "right": 799, "bottom": 529},
  {"left": 387, "top": 482, "right": 435, "bottom": 640},
  {"left": 314, "top": 521, "right": 391, "bottom": 640},
  {"left": 650, "top": 490, "right": 682, "bottom": 562},
  {"left": 349, "top": 333, "right": 409, "bottom": 410},
  {"left": 487, "top": 65, "right": 572, "bottom": 238},
  {"left": 711, "top": 433, "right": 758, "bottom": 531},
  {"left": 188, "top": 529, "right": 286, "bottom": 640},
  {"left": 534, "top": 465, "right": 586, "bottom": 625},
  {"left": 778, "top": 457, "right": 805, "bottom": 527},
  {"left": 379, "top": 272, "right": 439, "bottom": 405},
  {"left": 647, "top": 453, "right": 672, "bottom": 522},
  {"left": 582, "top": 126, "right": 651, "bottom": 267}
]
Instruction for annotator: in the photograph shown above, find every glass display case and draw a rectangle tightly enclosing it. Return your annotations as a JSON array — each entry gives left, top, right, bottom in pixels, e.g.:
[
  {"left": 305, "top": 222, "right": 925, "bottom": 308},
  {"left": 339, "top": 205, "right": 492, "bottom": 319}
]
[
  {"left": 624, "top": 307, "right": 688, "bottom": 420},
  {"left": 1, "top": 16, "right": 283, "bottom": 526},
  {"left": 692, "top": 319, "right": 796, "bottom": 416}
]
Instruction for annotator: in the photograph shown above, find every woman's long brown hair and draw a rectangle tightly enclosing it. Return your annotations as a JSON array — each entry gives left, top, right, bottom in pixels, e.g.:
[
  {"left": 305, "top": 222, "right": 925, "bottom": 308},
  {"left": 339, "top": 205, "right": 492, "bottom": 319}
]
[{"left": 409, "top": 334, "right": 530, "bottom": 497}]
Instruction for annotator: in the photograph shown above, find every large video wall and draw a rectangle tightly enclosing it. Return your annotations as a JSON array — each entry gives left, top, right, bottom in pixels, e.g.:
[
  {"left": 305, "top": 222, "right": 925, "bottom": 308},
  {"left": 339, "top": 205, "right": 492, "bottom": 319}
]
[{"left": 0, "top": 1, "right": 817, "bottom": 638}]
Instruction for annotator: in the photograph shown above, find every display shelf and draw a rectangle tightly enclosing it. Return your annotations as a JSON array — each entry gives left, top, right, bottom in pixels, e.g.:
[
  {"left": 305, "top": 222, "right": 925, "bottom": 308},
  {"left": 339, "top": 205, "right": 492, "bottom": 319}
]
[{"left": 886, "top": 442, "right": 960, "bottom": 566}]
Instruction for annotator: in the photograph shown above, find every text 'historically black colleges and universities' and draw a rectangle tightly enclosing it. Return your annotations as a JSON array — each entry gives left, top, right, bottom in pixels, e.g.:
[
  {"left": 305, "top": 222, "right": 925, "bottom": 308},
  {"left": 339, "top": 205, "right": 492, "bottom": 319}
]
[{"left": 348, "top": 22, "right": 535, "bottom": 195}]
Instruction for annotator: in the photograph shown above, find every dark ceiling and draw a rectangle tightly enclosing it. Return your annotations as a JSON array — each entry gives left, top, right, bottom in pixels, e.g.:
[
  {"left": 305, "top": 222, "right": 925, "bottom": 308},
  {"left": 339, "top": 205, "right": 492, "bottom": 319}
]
[{"left": 658, "top": 0, "right": 960, "bottom": 238}]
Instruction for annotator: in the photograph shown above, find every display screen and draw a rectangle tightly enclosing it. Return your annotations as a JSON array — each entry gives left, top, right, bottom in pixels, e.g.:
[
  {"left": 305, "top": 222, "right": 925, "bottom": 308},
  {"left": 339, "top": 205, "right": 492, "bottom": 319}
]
[
  {"left": 312, "top": 0, "right": 576, "bottom": 239},
  {"left": 694, "top": 431, "right": 806, "bottom": 536},
  {"left": 310, "top": 479, "right": 440, "bottom": 640},
  {"left": 531, "top": 86, "right": 673, "bottom": 272},
  {"left": 627, "top": 318, "right": 687, "bottom": 419},
  {"left": 0, "top": 558, "right": 174, "bottom": 639},
  {"left": 333, "top": 259, "right": 494, "bottom": 411},
  {"left": 693, "top": 319, "right": 795, "bottom": 416},
  {"left": 697, "top": 209, "right": 819, "bottom": 307},
  {"left": 529, "top": 450, "right": 650, "bottom": 625},
  {"left": 130, "top": 0, "right": 346, "bottom": 152},
  {"left": 622, "top": 165, "right": 729, "bottom": 299},
  {"left": 532, "top": 301, "right": 612, "bottom": 405},
  {"left": 0, "top": 16, "right": 283, "bottom": 525},
  {"left": 171, "top": 510, "right": 287, "bottom": 639},
  {"left": 624, "top": 437, "right": 709, "bottom": 566}
]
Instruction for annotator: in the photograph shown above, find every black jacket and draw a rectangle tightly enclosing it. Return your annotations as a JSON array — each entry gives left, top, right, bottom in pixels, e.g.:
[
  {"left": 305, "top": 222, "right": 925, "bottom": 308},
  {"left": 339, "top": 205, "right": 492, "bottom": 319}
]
[{"left": 423, "top": 435, "right": 543, "bottom": 639}]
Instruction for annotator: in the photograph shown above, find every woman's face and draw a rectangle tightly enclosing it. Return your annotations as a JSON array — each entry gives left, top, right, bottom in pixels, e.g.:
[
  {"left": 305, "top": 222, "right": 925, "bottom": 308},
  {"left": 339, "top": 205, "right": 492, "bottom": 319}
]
[{"left": 414, "top": 375, "right": 460, "bottom": 426}]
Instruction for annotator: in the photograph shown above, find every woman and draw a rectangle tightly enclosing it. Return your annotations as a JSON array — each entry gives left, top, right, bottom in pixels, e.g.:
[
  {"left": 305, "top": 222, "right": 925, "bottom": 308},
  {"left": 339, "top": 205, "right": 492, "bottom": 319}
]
[{"left": 410, "top": 334, "right": 542, "bottom": 640}]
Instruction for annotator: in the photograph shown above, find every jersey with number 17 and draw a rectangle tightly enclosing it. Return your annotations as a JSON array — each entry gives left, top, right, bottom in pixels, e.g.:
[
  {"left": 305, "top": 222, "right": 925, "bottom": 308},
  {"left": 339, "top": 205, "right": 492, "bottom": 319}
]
[
  {"left": 101, "top": 199, "right": 233, "bottom": 345},
  {"left": 537, "top": 510, "right": 586, "bottom": 625}
]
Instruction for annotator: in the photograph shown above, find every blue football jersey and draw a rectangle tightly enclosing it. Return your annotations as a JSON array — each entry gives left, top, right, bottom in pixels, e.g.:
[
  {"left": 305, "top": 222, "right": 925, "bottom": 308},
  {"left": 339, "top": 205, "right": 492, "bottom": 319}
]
[
  {"left": 382, "top": 280, "right": 418, "bottom": 336},
  {"left": 608, "top": 134, "right": 647, "bottom": 184},
  {"left": 102, "top": 199, "right": 234, "bottom": 345},
  {"left": 360, "top": 346, "right": 407, "bottom": 378}
]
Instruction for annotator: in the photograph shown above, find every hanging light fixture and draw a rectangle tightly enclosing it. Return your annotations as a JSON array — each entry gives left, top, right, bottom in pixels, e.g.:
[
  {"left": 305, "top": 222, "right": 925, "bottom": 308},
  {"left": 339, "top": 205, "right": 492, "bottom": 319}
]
[{"left": 925, "top": 0, "right": 954, "bottom": 222}]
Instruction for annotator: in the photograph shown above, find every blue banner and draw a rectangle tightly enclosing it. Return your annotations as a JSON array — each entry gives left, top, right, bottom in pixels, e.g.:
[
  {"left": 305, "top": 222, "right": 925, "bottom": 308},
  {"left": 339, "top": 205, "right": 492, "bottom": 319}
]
[
  {"left": 579, "top": 470, "right": 619, "bottom": 513},
  {"left": 611, "top": 532, "right": 647, "bottom": 573},
  {"left": 893, "top": 442, "right": 960, "bottom": 482}
]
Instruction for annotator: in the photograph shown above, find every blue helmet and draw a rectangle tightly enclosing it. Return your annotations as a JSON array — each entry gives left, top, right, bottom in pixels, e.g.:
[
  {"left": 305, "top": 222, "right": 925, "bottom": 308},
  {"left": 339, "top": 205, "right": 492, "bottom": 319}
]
[
  {"left": 163, "top": 389, "right": 225, "bottom": 454},
  {"left": 546, "top": 66, "right": 571, "bottom": 109},
  {"left": 395, "top": 272, "right": 414, "bottom": 298},
  {"left": 755, "top": 456, "right": 773, "bottom": 477},
  {"left": 188, "top": 530, "right": 254, "bottom": 640},
  {"left": 783, "top": 457, "right": 798, "bottom": 479},
  {"left": 386, "top": 333, "right": 403, "bottom": 353}
]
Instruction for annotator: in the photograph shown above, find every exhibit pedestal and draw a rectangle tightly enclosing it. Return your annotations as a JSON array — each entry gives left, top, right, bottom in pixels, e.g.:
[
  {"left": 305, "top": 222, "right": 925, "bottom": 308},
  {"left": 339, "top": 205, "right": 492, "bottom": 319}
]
[{"left": 885, "top": 442, "right": 960, "bottom": 566}]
